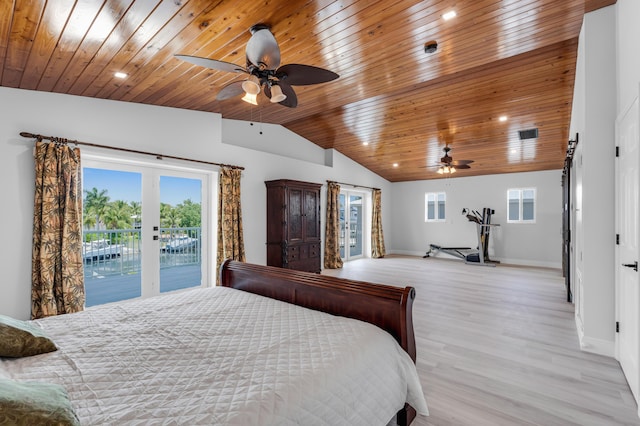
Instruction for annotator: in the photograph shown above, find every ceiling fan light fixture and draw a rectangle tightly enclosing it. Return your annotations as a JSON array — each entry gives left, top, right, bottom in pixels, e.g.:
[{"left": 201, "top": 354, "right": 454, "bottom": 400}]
[
  {"left": 176, "top": 24, "right": 338, "bottom": 109},
  {"left": 242, "top": 75, "right": 261, "bottom": 95},
  {"left": 270, "top": 84, "right": 287, "bottom": 103},
  {"left": 438, "top": 165, "right": 457, "bottom": 174},
  {"left": 241, "top": 92, "right": 258, "bottom": 105}
]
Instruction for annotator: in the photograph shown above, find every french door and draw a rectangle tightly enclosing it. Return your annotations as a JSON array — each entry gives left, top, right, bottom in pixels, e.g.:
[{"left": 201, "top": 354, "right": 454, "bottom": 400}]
[
  {"left": 82, "top": 158, "right": 212, "bottom": 306},
  {"left": 339, "top": 191, "right": 365, "bottom": 261}
]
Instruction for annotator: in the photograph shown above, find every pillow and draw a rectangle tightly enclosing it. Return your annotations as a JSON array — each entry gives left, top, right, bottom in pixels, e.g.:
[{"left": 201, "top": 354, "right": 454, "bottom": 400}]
[
  {"left": 0, "top": 379, "right": 79, "bottom": 425},
  {"left": 0, "top": 315, "right": 57, "bottom": 358}
]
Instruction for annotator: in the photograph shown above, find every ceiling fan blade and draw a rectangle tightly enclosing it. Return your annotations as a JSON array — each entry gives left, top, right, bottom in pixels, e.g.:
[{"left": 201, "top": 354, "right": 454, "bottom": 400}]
[
  {"left": 276, "top": 64, "right": 339, "bottom": 86},
  {"left": 216, "top": 81, "right": 245, "bottom": 100},
  {"left": 276, "top": 82, "right": 298, "bottom": 107},
  {"left": 246, "top": 28, "right": 281, "bottom": 70},
  {"left": 174, "top": 55, "right": 246, "bottom": 73},
  {"left": 451, "top": 160, "right": 474, "bottom": 165},
  {"left": 455, "top": 164, "right": 472, "bottom": 169}
]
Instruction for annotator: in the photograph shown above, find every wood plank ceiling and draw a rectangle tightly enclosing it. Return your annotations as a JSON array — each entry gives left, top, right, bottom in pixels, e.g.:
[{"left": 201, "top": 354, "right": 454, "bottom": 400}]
[{"left": 0, "top": 0, "right": 614, "bottom": 181}]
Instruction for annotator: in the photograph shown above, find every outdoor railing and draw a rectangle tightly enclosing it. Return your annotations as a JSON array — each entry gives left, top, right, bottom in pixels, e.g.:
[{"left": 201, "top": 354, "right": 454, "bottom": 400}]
[{"left": 83, "top": 227, "right": 201, "bottom": 278}]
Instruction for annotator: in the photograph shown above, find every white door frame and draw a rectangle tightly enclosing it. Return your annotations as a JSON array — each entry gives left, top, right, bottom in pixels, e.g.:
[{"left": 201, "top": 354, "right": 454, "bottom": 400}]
[{"left": 339, "top": 189, "right": 370, "bottom": 261}]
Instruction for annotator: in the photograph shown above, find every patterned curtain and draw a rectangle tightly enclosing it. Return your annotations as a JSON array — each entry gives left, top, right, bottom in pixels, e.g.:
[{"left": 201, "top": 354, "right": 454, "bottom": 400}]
[
  {"left": 216, "top": 167, "right": 246, "bottom": 281},
  {"left": 324, "top": 182, "right": 343, "bottom": 269},
  {"left": 31, "top": 141, "right": 85, "bottom": 319},
  {"left": 371, "top": 188, "right": 386, "bottom": 258}
]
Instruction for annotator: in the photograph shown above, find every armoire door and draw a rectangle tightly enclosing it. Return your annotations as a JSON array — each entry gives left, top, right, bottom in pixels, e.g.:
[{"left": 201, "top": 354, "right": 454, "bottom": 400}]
[{"left": 287, "top": 186, "right": 304, "bottom": 243}]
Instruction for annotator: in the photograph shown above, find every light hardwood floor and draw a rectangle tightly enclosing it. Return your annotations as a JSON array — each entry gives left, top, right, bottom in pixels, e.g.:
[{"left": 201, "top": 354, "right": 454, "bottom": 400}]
[{"left": 323, "top": 255, "right": 640, "bottom": 426}]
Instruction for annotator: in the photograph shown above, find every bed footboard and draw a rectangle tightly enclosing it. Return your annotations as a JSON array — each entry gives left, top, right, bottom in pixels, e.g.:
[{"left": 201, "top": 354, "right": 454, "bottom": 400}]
[{"left": 219, "top": 260, "right": 417, "bottom": 426}]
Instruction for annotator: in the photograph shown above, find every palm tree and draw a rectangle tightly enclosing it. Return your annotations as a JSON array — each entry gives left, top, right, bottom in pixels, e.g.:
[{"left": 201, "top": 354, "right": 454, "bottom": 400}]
[
  {"left": 129, "top": 201, "right": 141, "bottom": 228},
  {"left": 83, "top": 214, "right": 96, "bottom": 230},
  {"left": 160, "top": 203, "right": 181, "bottom": 228},
  {"left": 176, "top": 199, "right": 201, "bottom": 228},
  {"left": 103, "top": 200, "right": 133, "bottom": 230},
  {"left": 84, "top": 188, "right": 110, "bottom": 230}
]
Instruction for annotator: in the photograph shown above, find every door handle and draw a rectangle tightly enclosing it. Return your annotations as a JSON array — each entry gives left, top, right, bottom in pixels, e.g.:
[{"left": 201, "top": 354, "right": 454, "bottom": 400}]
[{"left": 622, "top": 261, "right": 638, "bottom": 272}]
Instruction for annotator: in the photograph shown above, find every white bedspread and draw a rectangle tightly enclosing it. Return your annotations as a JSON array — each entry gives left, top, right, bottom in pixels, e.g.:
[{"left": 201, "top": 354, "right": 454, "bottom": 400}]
[{"left": 2, "top": 286, "right": 428, "bottom": 425}]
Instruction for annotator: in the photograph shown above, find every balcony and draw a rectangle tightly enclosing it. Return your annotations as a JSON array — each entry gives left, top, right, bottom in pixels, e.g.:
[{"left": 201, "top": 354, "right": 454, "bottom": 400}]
[{"left": 83, "top": 227, "right": 202, "bottom": 306}]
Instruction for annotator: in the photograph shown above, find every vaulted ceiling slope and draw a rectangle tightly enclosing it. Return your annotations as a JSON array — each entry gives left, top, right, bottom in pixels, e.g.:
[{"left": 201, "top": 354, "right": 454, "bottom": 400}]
[{"left": 0, "top": 0, "right": 615, "bottom": 181}]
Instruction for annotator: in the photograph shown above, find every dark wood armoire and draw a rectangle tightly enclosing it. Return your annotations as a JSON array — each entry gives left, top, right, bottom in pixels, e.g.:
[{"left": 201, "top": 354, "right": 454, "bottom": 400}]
[{"left": 265, "top": 179, "right": 321, "bottom": 273}]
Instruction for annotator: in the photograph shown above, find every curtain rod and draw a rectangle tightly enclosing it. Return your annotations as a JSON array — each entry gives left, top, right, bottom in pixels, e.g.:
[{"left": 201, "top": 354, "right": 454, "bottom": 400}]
[
  {"left": 19, "top": 132, "right": 244, "bottom": 170},
  {"left": 327, "top": 180, "right": 379, "bottom": 191}
]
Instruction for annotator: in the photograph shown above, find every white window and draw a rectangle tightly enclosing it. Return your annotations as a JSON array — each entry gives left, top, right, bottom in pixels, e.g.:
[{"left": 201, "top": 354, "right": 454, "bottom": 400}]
[
  {"left": 425, "top": 192, "right": 446, "bottom": 222},
  {"left": 507, "top": 188, "right": 536, "bottom": 223}
]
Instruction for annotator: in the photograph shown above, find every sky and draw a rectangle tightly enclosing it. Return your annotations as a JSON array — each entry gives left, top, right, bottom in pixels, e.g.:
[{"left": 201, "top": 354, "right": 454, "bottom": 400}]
[{"left": 83, "top": 168, "right": 201, "bottom": 206}]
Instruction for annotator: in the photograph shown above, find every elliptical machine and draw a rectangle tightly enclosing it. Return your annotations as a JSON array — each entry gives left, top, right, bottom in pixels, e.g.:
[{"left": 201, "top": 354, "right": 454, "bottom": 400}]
[{"left": 423, "top": 207, "right": 500, "bottom": 266}]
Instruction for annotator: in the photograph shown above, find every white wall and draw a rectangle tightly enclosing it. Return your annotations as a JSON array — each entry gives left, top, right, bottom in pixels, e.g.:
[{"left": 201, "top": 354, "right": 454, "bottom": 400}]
[
  {"left": 569, "top": 6, "right": 617, "bottom": 356},
  {"left": 0, "top": 87, "right": 392, "bottom": 320},
  {"left": 617, "top": 0, "right": 640, "bottom": 115},
  {"left": 389, "top": 170, "right": 562, "bottom": 268},
  {"left": 221, "top": 119, "right": 328, "bottom": 165}
]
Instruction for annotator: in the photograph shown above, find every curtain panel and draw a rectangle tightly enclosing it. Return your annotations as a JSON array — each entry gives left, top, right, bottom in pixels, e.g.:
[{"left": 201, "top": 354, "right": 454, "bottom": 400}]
[
  {"left": 371, "top": 188, "right": 386, "bottom": 258},
  {"left": 216, "top": 167, "right": 246, "bottom": 280},
  {"left": 324, "top": 182, "right": 343, "bottom": 269},
  {"left": 31, "top": 141, "right": 85, "bottom": 319}
]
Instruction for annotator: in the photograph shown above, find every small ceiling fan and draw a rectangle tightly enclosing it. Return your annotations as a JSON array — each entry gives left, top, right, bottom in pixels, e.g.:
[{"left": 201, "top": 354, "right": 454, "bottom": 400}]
[
  {"left": 175, "top": 24, "right": 339, "bottom": 108},
  {"left": 435, "top": 144, "right": 474, "bottom": 174}
]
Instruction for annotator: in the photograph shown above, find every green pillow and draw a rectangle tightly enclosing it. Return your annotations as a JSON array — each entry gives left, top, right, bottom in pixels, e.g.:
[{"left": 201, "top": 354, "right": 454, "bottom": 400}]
[
  {"left": 0, "top": 315, "right": 57, "bottom": 358},
  {"left": 0, "top": 379, "right": 79, "bottom": 425}
]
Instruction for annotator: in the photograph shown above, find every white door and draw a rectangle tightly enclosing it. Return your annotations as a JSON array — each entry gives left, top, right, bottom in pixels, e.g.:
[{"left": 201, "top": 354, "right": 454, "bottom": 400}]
[{"left": 616, "top": 95, "right": 640, "bottom": 406}]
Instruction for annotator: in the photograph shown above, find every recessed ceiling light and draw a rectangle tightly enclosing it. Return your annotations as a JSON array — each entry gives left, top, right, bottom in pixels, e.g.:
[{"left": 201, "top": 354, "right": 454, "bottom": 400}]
[
  {"left": 393, "top": 163, "right": 399, "bottom": 168},
  {"left": 363, "top": 142, "right": 369, "bottom": 146},
  {"left": 443, "top": 10, "right": 457, "bottom": 21},
  {"left": 114, "top": 72, "right": 127, "bottom": 79},
  {"left": 499, "top": 116, "right": 508, "bottom": 122}
]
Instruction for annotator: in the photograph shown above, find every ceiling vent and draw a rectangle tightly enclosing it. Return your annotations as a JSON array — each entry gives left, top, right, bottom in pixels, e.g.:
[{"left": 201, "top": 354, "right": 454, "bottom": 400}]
[{"left": 518, "top": 128, "right": 539, "bottom": 140}]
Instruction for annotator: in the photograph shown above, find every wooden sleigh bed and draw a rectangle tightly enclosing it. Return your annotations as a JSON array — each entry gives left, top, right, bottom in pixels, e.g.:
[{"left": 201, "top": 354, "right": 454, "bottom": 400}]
[
  {"left": 220, "top": 260, "right": 421, "bottom": 425},
  {"left": 2, "top": 260, "right": 427, "bottom": 425}
]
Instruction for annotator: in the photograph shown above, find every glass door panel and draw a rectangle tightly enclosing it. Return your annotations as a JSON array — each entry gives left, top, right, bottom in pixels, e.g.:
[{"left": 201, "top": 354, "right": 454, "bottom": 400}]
[
  {"left": 159, "top": 175, "right": 203, "bottom": 293},
  {"left": 348, "top": 195, "right": 363, "bottom": 258},
  {"left": 339, "top": 191, "right": 365, "bottom": 261},
  {"left": 83, "top": 167, "right": 142, "bottom": 307}
]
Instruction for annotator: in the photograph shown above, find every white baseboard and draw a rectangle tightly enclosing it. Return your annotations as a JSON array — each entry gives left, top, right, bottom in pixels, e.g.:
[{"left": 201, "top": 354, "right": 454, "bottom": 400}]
[
  {"left": 575, "top": 314, "right": 615, "bottom": 357},
  {"left": 497, "top": 257, "right": 562, "bottom": 269},
  {"left": 388, "top": 250, "right": 428, "bottom": 257},
  {"left": 387, "top": 250, "right": 561, "bottom": 269}
]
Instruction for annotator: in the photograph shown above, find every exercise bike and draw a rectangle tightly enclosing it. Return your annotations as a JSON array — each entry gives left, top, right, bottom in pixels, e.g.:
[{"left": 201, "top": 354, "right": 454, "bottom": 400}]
[{"left": 423, "top": 207, "right": 500, "bottom": 266}]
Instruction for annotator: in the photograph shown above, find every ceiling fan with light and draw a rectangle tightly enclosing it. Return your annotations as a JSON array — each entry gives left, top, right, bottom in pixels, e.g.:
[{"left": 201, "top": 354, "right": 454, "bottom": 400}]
[
  {"left": 435, "top": 144, "right": 474, "bottom": 174},
  {"left": 175, "top": 24, "right": 339, "bottom": 107}
]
